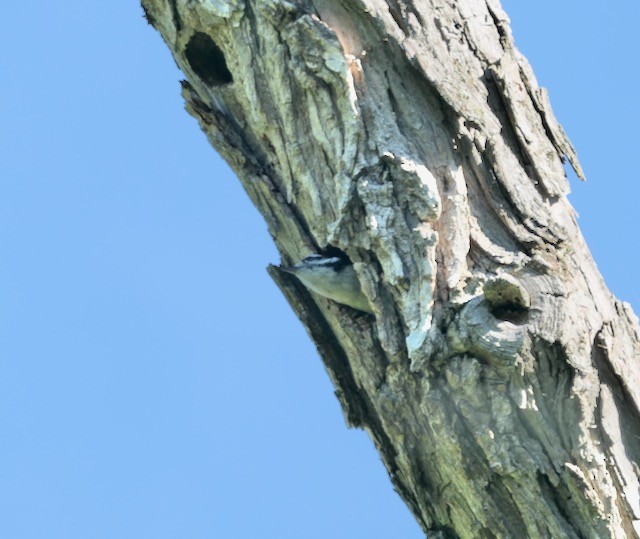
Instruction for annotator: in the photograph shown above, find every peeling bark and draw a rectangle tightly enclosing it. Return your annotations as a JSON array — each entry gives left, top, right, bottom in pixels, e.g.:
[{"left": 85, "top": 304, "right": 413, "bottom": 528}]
[{"left": 141, "top": 0, "right": 640, "bottom": 536}]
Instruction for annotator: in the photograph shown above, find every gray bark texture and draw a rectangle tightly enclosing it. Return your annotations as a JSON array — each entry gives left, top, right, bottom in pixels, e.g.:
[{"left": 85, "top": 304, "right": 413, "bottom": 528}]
[{"left": 141, "top": 0, "right": 640, "bottom": 536}]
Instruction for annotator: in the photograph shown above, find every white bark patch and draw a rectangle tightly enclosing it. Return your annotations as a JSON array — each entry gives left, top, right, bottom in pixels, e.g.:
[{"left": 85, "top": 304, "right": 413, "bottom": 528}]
[
  {"left": 356, "top": 153, "right": 441, "bottom": 361},
  {"left": 199, "top": 0, "right": 243, "bottom": 19},
  {"left": 395, "top": 157, "right": 442, "bottom": 221},
  {"left": 600, "top": 385, "right": 640, "bottom": 519}
]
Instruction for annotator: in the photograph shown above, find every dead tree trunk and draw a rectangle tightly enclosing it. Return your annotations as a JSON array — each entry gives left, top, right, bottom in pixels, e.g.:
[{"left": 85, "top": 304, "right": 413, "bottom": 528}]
[{"left": 141, "top": 0, "right": 640, "bottom": 536}]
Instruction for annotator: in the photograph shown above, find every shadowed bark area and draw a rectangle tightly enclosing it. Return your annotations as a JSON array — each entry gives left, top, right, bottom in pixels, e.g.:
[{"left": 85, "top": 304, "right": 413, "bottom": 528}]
[{"left": 141, "top": 0, "right": 640, "bottom": 536}]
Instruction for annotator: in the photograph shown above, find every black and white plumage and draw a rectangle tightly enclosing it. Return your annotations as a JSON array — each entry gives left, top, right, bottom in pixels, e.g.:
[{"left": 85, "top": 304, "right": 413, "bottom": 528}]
[{"left": 281, "top": 254, "right": 374, "bottom": 314}]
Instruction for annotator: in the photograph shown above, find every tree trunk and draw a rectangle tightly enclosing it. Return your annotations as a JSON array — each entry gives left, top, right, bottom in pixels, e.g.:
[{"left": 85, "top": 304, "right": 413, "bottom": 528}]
[{"left": 140, "top": 0, "right": 640, "bottom": 536}]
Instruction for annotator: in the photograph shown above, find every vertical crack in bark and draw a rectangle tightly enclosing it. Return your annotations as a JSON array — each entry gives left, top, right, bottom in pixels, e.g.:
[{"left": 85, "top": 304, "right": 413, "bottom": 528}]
[
  {"left": 593, "top": 328, "right": 640, "bottom": 531},
  {"left": 482, "top": 69, "right": 541, "bottom": 192},
  {"left": 167, "top": 0, "right": 182, "bottom": 33},
  {"left": 537, "top": 472, "right": 585, "bottom": 539},
  {"left": 387, "top": 0, "right": 410, "bottom": 36},
  {"left": 484, "top": 1, "right": 509, "bottom": 47}
]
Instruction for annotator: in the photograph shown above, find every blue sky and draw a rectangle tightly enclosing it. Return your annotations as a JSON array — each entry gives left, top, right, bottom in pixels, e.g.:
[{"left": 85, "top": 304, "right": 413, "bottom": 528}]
[{"left": 0, "top": 2, "right": 637, "bottom": 538}]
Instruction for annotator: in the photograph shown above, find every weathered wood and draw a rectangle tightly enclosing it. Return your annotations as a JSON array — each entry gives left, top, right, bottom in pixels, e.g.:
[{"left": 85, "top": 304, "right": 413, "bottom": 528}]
[{"left": 141, "top": 0, "right": 640, "bottom": 536}]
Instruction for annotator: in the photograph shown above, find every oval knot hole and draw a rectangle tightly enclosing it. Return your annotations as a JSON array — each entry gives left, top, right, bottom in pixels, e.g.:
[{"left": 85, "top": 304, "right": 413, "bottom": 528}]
[{"left": 185, "top": 32, "right": 233, "bottom": 87}]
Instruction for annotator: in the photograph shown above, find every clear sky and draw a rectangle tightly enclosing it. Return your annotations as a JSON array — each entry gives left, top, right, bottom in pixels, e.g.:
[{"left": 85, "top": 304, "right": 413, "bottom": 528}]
[{"left": 0, "top": 2, "right": 638, "bottom": 538}]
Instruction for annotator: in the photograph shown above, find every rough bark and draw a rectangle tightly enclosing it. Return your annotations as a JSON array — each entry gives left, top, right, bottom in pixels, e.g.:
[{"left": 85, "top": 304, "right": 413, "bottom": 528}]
[{"left": 141, "top": 0, "right": 640, "bottom": 536}]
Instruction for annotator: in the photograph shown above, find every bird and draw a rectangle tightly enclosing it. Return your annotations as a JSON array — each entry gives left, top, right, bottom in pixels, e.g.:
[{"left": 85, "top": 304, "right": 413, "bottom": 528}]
[{"left": 281, "top": 254, "right": 374, "bottom": 314}]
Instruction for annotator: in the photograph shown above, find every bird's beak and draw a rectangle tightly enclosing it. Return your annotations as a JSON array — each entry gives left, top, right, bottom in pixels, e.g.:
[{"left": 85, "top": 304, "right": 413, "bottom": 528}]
[{"left": 280, "top": 265, "right": 298, "bottom": 274}]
